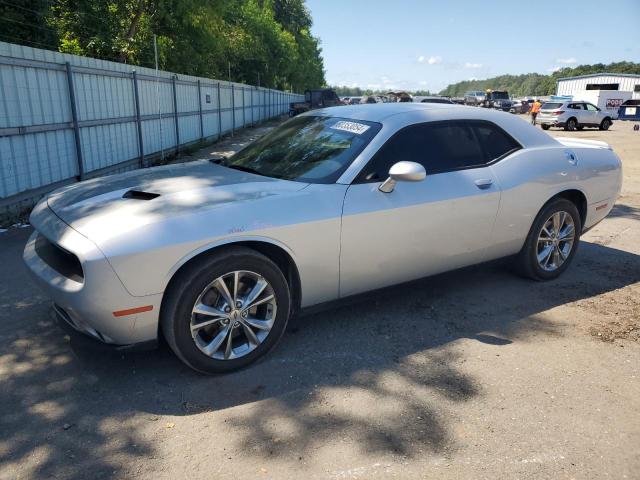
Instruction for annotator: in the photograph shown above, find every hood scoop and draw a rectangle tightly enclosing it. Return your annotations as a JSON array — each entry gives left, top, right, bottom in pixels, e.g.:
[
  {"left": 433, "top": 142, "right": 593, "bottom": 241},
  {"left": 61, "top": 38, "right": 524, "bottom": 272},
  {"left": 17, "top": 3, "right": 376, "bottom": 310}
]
[{"left": 122, "top": 190, "right": 160, "bottom": 201}]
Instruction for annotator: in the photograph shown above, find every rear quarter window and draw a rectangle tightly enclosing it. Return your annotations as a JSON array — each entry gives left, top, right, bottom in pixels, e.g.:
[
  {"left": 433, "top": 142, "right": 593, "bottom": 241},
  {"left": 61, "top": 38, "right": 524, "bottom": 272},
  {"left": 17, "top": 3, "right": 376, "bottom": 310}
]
[{"left": 472, "top": 123, "right": 521, "bottom": 161}]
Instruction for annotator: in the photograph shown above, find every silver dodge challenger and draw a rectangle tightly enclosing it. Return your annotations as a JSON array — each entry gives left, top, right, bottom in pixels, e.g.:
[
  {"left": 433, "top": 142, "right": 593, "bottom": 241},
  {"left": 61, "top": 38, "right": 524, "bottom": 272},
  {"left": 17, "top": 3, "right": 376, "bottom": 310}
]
[{"left": 24, "top": 103, "right": 622, "bottom": 373}]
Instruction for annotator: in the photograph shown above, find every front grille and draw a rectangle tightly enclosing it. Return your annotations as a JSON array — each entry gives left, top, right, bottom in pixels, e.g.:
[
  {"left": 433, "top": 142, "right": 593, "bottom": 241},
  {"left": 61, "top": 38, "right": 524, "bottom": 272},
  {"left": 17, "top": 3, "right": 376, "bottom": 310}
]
[{"left": 35, "top": 234, "right": 84, "bottom": 282}]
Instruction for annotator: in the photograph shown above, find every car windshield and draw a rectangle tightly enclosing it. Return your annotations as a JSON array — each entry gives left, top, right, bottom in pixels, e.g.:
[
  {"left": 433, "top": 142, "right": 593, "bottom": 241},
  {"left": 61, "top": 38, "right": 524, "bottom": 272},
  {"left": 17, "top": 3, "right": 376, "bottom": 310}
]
[
  {"left": 219, "top": 115, "right": 381, "bottom": 183},
  {"left": 541, "top": 102, "right": 563, "bottom": 109},
  {"left": 622, "top": 99, "right": 640, "bottom": 106},
  {"left": 491, "top": 92, "right": 509, "bottom": 99}
]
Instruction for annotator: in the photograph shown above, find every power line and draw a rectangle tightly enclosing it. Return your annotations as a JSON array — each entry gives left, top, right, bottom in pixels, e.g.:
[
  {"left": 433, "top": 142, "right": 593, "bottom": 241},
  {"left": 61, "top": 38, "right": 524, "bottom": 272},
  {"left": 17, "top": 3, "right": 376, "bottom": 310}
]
[
  {"left": 0, "top": 0, "right": 110, "bottom": 24},
  {"left": 0, "top": 15, "right": 57, "bottom": 33},
  {"left": 0, "top": 33, "right": 56, "bottom": 50}
]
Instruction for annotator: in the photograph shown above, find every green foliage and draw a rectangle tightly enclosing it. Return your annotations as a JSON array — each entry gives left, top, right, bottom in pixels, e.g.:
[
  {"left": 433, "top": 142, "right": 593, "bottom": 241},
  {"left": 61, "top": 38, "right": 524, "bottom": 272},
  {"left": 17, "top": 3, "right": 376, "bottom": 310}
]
[
  {"left": 0, "top": 0, "right": 325, "bottom": 91},
  {"left": 439, "top": 62, "right": 640, "bottom": 97}
]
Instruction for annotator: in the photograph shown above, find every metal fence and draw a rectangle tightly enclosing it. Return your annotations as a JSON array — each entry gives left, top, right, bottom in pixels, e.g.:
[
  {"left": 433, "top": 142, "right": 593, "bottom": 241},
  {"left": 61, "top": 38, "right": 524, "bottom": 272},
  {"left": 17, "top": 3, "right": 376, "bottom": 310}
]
[{"left": 0, "top": 41, "right": 303, "bottom": 211}]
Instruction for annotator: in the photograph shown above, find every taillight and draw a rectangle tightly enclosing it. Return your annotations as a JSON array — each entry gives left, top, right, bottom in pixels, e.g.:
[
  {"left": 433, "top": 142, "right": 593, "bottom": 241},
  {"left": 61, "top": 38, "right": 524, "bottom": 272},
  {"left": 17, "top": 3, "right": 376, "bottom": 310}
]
[{"left": 552, "top": 110, "right": 564, "bottom": 115}]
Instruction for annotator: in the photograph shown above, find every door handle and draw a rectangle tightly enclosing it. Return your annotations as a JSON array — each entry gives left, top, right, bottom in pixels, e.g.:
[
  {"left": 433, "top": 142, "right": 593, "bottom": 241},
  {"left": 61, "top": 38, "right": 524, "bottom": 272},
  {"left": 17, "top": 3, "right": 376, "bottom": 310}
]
[{"left": 474, "top": 178, "right": 493, "bottom": 189}]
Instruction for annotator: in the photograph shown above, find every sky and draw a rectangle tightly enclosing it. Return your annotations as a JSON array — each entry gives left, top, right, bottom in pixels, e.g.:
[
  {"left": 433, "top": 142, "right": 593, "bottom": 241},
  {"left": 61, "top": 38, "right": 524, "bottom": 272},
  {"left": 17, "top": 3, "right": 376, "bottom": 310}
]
[{"left": 305, "top": 0, "right": 640, "bottom": 92}]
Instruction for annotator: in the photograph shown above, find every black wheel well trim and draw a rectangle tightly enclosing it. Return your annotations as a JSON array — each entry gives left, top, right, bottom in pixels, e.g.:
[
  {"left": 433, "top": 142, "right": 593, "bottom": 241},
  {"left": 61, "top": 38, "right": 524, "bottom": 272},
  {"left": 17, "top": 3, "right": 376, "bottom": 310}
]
[
  {"left": 518, "top": 188, "right": 588, "bottom": 255},
  {"left": 543, "top": 189, "right": 588, "bottom": 228},
  {"left": 159, "top": 240, "right": 302, "bottom": 337}
]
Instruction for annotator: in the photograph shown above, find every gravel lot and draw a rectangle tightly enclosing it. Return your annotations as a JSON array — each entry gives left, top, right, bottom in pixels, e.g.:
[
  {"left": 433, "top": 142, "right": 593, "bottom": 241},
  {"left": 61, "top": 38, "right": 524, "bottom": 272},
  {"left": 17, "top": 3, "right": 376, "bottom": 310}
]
[{"left": 0, "top": 115, "right": 638, "bottom": 480}]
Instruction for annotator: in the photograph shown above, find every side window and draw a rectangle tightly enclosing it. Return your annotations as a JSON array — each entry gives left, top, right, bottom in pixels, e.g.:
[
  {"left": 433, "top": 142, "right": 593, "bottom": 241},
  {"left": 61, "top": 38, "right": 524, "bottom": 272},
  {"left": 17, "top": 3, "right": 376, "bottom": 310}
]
[
  {"left": 472, "top": 122, "right": 521, "bottom": 161},
  {"left": 585, "top": 103, "right": 598, "bottom": 111},
  {"left": 357, "top": 121, "right": 487, "bottom": 182}
]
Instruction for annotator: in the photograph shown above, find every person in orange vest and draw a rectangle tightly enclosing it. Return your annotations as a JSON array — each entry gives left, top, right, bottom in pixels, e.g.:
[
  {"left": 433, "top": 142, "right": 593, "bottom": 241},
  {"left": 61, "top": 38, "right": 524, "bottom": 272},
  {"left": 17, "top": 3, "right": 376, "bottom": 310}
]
[{"left": 530, "top": 99, "right": 542, "bottom": 125}]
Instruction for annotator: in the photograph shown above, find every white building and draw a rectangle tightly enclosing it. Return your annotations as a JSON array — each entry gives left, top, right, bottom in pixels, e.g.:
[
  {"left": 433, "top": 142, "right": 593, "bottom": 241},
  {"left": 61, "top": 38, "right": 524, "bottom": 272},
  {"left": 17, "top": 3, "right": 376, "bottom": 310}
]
[
  {"left": 557, "top": 73, "right": 640, "bottom": 98},
  {"left": 555, "top": 73, "right": 640, "bottom": 118}
]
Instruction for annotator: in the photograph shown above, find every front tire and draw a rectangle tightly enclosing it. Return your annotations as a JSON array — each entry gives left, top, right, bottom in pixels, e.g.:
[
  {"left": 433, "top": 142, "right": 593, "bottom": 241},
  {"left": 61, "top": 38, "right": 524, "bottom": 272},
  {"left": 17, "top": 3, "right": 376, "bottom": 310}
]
[
  {"left": 541, "top": 124, "right": 550, "bottom": 130},
  {"left": 599, "top": 118, "right": 612, "bottom": 130},
  {"left": 161, "top": 247, "right": 291, "bottom": 374},
  {"left": 515, "top": 199, "right": 581, "bottom": 281}
]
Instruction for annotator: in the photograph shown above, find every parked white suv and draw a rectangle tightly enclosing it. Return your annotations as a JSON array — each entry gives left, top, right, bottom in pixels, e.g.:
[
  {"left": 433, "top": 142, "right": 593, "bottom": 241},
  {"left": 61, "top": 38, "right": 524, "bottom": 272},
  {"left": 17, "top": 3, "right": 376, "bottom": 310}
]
[{"left": 537, "top": 101, "right": 613, "bottom": 131}]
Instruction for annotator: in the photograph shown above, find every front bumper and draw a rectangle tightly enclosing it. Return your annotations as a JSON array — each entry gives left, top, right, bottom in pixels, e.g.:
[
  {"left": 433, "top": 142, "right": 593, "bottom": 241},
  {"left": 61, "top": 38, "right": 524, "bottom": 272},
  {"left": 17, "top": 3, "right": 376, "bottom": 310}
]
[
  {"left": 53, "top": 303, "right": 157, "bottom": 351},
  {"left": 23, "top": 201, "right": 162, "bottom": 345}
]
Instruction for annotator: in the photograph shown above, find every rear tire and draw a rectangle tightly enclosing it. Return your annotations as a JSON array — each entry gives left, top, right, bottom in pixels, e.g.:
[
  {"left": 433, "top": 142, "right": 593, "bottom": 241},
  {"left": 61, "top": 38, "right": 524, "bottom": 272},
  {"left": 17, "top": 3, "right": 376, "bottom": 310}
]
[
  {"left": 161, "top": 247, "right": 291, "bottom": 374},
  {"left": 564, "top": 118, "right": 577, "bottom": 131},
  {"left": 514, "top": 198, "right": 581, "bottom": 281},
  {"left": 541, "top": 124, "right": 550, "bottom": 130},
  {"left": 599, "top": 118, "right": 612, "bottom": 130}
]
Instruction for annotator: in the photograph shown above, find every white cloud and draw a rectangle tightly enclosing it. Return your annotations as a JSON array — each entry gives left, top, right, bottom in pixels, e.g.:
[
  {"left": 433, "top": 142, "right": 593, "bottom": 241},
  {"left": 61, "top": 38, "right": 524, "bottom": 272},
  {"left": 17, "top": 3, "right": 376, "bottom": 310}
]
[
  {"left": 464, "top": 62, "right": 483, "bottom": 69},
  {"left": 556, "top": 57, "right": 577, "bottom": 64},
  {"left": 546, "top": 66, "right": 561, "bottom": 73},
  {"left": 417, "top": 55, "right": 442, "bottom": 65},
  {"left": 367, "top": 83, "right": 381, "bottom": 89},
  {"left": 419, "top": 80, "right": 428, "bottom": 86}
]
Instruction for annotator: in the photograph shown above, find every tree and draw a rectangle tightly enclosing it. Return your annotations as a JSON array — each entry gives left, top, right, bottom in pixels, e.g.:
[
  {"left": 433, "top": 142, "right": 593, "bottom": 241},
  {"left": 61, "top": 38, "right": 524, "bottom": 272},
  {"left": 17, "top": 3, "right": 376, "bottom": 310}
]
[
  {"left": 439, "top": 62, "right": 640, "bottom": 97},
  {"left": 0, "top": 0, "right": 325, "bottom": 90}
]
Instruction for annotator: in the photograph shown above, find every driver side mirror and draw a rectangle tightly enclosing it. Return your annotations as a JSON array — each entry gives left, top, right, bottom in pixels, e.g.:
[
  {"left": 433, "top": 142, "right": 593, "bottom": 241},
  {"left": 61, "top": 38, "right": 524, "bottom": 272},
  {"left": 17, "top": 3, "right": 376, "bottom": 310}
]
[{"left": 379, "top": 161, "right": 426, "bottom": 193}]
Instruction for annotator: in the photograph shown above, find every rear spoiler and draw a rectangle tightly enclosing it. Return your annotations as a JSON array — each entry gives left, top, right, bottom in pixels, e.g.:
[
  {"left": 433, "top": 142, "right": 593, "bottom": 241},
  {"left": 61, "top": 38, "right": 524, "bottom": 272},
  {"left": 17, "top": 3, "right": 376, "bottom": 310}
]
[{"left": 555, "top": 137, "right": 612, "bottom": 150}]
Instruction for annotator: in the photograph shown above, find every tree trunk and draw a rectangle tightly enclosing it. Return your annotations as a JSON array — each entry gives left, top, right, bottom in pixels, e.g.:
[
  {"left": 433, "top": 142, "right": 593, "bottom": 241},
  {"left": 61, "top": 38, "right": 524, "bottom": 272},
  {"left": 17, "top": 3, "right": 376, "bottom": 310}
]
[{"left": 118, "top": 0, "right": 145, "bottom": 63}]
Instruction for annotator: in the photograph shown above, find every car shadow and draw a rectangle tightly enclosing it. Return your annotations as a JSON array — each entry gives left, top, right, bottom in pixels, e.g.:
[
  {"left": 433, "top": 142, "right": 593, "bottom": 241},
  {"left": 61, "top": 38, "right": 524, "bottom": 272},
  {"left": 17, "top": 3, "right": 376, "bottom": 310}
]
[{"left": 1, "top": 227, "right": 639, "bottom": 477}]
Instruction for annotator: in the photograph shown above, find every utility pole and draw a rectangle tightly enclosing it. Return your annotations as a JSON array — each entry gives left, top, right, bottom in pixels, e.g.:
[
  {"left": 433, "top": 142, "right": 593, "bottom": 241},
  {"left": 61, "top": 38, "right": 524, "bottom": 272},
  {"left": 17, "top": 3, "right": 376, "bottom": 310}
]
[
  {"left": 228, "top": 62, "right": 231, "bottom": 83},
  {"left": 153, "top": 34, "right": 164, "bottom": 163}
]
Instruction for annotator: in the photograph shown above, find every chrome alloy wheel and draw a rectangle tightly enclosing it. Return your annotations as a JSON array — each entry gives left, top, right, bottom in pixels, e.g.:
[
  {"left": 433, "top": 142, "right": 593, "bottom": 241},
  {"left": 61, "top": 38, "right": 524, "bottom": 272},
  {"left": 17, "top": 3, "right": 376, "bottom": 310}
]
[
  {"left": 190, "top": 270, "right": 277, "bottom": 360},
  {"left": 536, "top": 211, "right": 575, "bottom": 272}
]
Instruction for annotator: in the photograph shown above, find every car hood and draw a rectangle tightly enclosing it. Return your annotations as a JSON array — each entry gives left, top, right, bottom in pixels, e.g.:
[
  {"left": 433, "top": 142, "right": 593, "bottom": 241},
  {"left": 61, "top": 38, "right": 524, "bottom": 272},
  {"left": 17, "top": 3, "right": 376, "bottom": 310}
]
[{"left": 47, "top": 160, "right": 308, "bottom": 239}]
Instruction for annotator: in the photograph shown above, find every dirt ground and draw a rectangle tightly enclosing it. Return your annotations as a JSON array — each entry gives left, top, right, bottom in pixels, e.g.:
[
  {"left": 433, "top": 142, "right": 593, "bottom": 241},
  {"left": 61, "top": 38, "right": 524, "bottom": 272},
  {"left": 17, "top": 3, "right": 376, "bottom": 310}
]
[{"left": 0, "top": 114, "right": 638, "bottom": 480}]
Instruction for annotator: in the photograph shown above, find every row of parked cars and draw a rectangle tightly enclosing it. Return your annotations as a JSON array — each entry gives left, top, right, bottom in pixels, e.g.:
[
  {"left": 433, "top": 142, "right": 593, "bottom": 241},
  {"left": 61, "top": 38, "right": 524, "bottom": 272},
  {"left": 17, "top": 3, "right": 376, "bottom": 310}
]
[
  {"left": 291, "top": 89, "right": 640, "bottom": 130},
  {"left": 343, "top": 95, "right": 459, "bottom": 105},
  {"left": 464, "top": 90, "right": 538, "bottom": 114}
]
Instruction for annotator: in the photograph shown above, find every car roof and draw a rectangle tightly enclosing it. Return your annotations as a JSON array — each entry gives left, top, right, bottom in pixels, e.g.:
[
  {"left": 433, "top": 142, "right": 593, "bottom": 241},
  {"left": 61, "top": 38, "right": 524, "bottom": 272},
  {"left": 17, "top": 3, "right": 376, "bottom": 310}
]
[
  {"left": 309, "top": 102, "right": 558, "bottom": 149},
  {"left": 307, "top": 102, "right": 458, "bottom": 122}
]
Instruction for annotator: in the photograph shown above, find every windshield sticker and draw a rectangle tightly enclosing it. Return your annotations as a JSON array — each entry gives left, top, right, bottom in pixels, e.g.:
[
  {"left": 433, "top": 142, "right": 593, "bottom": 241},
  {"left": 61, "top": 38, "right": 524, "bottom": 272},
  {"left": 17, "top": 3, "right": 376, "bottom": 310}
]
[{"left": 331, "top": 121, "right": 370, "bottom": 135}]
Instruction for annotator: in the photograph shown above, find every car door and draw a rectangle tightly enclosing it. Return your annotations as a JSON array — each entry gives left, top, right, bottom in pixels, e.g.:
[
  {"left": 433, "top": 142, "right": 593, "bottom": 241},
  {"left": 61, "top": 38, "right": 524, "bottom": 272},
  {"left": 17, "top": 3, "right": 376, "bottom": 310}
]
[
  {"left": 584, "top": 102, "right": 600, "bottom": 125},
  {"left": 339, "top": 120, "right": 515, "bottom": 297}
]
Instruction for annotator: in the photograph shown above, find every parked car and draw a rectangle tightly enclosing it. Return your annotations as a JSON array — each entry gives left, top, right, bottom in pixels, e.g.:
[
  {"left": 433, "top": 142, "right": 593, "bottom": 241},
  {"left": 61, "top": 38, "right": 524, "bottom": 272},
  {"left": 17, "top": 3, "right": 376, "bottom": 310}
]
[
  {"left": 289, "top": 88, "right": 342, "bottom": 116},
  {"left": 482, "top": 90, "right": 513, "bottom": 111},
  {"left": 617, "top": 99, "right": 640, "bottom": 121},
  {"left": 420, "top": 96, "right": 456, "bottom": 104},
  {"left": 24, "top": 103, "right": 622, "bottom": 374},
  {"left": 464, "top": 91, "right": 486, "bottom": 105},
  {"left": 509, "top": 100, "right": 530, "bottom": 114},
  {"left": 537, "top": 101, "right": 614, "bottom": 131},
  {"left": 349, "top": 97, "right": 362, "bottom": 105}
]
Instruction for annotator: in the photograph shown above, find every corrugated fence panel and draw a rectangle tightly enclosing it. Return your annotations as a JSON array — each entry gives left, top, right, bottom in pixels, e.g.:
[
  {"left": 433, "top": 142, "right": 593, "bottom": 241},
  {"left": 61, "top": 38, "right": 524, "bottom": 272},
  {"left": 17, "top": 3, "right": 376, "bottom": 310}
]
[
  {"left": 74, "top": 72, "right": 135, "bottom": 121},
  {"left": 0, "top": 41, "right": 303, "bottom": 207},
  {"left": 81, "top": 122, "right": 139, "bottom": 173}
]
